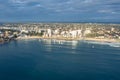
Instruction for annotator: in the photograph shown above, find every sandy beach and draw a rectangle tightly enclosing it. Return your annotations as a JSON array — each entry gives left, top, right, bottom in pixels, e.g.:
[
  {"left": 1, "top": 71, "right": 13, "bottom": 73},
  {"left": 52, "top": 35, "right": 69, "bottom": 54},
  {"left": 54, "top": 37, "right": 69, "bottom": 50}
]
[
  {"left": 17, "top": 36, "right": 81, "bottom": 41},
  {"left": 16, "top": 36, "right": 120, "bottom": 43},
  {"left": 84, "top": 38, "right": 120, "bottom": 43}
]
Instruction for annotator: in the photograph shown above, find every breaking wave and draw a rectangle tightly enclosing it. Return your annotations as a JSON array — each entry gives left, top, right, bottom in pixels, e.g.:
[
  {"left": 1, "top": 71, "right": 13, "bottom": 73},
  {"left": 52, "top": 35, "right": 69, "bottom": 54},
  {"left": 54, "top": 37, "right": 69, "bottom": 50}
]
[{"left": 84, "top": 40, "right": 120, "bottom": 48}]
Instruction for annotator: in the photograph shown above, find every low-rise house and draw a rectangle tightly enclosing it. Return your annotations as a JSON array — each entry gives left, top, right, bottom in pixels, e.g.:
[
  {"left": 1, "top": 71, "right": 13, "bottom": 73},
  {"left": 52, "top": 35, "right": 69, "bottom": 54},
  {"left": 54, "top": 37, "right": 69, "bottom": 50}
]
[
  {"left": 21, "top": 30, "right": 29, "bottom": 34},
  {"left": 84, "top": 29, "right": 91, "bottom": 35},
  {"left": 53, "top": 29, "right": 59, "bottom": 35}
]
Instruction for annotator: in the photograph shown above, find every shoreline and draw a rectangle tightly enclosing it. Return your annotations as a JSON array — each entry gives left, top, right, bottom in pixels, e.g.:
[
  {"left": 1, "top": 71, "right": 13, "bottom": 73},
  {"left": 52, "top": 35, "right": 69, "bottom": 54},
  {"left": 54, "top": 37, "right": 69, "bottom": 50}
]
[
  {"left": 16, "top": 36, "right": 120, "bottom": 43},
  {"left": 84, "top": 38, "right": 120, "bottom": 43},
  {"left": 17, "top": 36, "right": 81, "bottom": 41}
]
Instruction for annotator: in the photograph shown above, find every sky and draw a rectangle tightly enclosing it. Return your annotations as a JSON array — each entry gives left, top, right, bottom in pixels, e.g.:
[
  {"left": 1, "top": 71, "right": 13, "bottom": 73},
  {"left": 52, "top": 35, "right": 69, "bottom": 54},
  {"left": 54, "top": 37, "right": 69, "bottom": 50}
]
[{"left": 0, "top": 0, "right": 120, "bottom": 22}]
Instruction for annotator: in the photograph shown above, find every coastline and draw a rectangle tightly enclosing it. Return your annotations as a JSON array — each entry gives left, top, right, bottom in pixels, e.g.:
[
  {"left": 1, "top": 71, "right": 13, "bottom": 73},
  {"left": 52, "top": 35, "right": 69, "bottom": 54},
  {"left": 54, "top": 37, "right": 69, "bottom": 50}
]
[
  {"left": 84, "top": 38, "right": 120, "bottom": 43},
  {"left": 17, "top": 36, "right": 81, "bottom": 41},
  {"left": 16, "top": 36, "right": 120, "bottom": 43}
]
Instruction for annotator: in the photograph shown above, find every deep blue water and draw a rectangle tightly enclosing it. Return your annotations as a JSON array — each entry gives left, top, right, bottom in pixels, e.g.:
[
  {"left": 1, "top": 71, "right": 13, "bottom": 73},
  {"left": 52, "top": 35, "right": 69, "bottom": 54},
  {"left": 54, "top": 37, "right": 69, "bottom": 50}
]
[{"left": 0, "top": 39, "right": 120, "bottom": 80}]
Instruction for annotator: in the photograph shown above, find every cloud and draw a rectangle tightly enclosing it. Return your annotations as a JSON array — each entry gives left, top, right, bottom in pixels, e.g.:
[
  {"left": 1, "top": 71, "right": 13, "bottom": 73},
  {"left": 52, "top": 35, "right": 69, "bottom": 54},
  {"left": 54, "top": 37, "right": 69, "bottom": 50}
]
[
  {"left": 98, "top": 9, "right": 118, "bottom": 14},
  {"left": 7, "top": 0, "right": 97, "bottom": 12},
  {"left": 0, "top": 0, "right": 120, "bottom": 22}
]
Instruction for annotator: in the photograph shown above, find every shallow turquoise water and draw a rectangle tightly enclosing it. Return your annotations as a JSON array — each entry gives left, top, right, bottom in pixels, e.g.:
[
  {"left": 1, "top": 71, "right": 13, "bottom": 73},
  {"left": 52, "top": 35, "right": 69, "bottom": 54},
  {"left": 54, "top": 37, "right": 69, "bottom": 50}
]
[{"left": 0, "top": 39, "right": 120, "bottom": 80}]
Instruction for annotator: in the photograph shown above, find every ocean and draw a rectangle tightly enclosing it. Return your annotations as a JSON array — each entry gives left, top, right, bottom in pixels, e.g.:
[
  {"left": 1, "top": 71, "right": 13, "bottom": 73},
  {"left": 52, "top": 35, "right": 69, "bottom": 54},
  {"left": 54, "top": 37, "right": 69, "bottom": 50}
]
[{"left": 0, "top": 39, "right": 120, "bottom": 80}]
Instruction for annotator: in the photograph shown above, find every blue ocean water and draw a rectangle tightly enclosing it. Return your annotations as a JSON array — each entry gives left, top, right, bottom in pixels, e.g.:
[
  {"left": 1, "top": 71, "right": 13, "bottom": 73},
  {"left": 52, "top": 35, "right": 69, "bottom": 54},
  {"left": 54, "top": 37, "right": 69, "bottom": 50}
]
[{"left": 0, "top": 39, "right": 120, "bottom": 80}]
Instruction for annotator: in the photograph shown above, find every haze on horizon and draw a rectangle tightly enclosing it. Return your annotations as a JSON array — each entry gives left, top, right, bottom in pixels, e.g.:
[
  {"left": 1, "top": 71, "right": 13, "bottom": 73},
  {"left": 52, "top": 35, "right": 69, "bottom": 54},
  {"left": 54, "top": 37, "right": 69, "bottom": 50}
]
[{"left": 0, "top": 0, "right": 120, "bottom": 22}]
